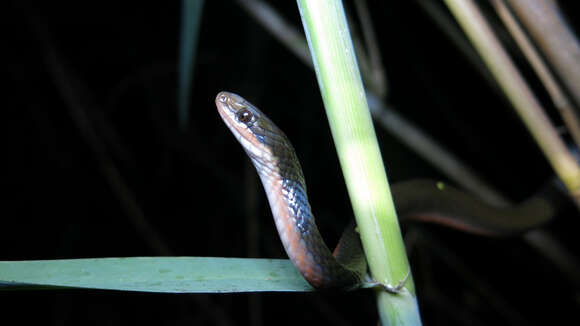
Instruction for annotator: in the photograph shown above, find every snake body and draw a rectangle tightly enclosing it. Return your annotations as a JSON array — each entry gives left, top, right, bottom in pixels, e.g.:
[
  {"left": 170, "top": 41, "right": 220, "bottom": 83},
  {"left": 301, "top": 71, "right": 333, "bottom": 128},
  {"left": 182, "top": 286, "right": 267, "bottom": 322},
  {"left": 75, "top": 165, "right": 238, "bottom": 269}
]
[{"left": 215, "top": 91, "right": 561, "bottom": 290}]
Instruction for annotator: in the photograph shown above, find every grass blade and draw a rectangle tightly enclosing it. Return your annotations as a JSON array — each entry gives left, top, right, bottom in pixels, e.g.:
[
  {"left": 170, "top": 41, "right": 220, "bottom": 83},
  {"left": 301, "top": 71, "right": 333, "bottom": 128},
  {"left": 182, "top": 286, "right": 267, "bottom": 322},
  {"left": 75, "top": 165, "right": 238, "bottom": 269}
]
[{"left": 0, "top": 257, "right": 312, "bottom": 293}]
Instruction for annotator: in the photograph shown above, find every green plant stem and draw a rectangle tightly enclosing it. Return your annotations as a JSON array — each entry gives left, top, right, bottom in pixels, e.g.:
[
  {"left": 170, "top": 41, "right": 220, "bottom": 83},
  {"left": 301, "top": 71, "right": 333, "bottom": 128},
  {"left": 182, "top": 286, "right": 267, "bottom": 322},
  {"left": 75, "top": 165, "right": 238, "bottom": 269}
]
[{"left": 296, "top": 1, "right": 421, "bottom": 325}]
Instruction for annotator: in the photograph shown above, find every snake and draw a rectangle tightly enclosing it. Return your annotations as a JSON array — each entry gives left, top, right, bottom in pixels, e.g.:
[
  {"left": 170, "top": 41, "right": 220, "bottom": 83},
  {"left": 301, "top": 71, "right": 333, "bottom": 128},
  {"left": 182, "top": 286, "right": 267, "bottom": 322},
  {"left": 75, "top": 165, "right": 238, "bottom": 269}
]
[{"left": 215, "top": 91, "right": 562, "bottom": 290}]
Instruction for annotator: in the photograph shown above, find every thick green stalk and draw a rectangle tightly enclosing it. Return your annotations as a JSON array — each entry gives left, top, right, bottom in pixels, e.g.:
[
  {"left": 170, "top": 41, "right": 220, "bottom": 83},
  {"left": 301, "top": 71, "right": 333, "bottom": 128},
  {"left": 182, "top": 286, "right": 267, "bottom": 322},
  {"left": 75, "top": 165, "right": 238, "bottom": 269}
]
[{"left": 296, "top": 1, "right": 421, "bottom": 324}]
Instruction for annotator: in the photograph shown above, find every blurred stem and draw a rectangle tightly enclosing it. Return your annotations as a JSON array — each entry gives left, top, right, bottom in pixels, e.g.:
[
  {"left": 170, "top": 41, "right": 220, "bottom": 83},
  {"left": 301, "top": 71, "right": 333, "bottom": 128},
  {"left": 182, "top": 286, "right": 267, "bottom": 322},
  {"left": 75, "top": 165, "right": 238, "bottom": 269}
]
[
  {"left": 296, "top": 1, "right": 421, "bottom": 325},
  {"left": 237, "top": 0, "right": 312, "bottom": 66},
  {"left": 178, "top": 0, "right": 205, "bottom": 131},
  {"left": 491, "top": 0, "right": 580, "bottom": 149},
  {"left": 507, "top": 0, "right": 580, "bottom": 112},
  {"left": 444, "top": 0, "right": 580, "bottom": 209},
  {"left": 353, "top": 0, "right": 388, "bottom": 98}
]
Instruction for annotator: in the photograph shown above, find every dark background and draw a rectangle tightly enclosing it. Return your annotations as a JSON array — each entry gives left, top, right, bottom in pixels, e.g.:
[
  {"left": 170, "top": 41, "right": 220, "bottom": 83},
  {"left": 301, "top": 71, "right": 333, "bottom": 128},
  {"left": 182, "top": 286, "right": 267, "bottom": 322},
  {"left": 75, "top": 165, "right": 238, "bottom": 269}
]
[{"left": 2, "top": 1, "right": 579, "bottom": 325}]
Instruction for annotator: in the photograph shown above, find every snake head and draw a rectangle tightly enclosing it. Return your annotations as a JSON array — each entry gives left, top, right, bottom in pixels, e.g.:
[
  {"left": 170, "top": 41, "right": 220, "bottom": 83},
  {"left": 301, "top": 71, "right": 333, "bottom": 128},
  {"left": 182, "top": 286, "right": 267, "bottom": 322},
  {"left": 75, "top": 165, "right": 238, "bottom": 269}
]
[{"left": 216, "top": 91, "right": 287, "bottom": 163}]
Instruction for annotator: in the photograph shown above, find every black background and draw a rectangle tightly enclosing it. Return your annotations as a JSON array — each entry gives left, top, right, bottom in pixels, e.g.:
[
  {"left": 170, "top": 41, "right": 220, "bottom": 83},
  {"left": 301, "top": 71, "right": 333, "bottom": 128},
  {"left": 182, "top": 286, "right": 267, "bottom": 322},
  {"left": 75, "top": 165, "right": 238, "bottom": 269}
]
[{"left": 2, "top": 1, "right": 580, "bottom": 325}]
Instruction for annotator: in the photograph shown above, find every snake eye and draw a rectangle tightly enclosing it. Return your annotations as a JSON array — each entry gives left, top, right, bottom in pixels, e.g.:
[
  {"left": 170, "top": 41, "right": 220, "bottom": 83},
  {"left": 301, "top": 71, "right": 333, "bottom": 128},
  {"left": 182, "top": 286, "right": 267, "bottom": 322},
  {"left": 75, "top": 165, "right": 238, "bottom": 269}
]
[{"left": 236, "top": 109, "right": 253, "bottom": 124}]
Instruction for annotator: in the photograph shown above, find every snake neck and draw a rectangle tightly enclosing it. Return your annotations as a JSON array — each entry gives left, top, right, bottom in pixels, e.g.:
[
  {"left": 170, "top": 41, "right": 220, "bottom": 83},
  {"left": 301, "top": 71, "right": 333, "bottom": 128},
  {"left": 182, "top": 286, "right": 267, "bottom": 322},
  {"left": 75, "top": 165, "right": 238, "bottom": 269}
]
[{"left": 250, "top": 137, "right": 362, "bottom": 289}]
